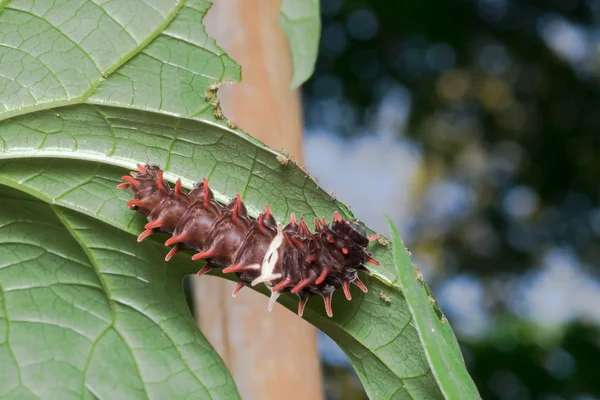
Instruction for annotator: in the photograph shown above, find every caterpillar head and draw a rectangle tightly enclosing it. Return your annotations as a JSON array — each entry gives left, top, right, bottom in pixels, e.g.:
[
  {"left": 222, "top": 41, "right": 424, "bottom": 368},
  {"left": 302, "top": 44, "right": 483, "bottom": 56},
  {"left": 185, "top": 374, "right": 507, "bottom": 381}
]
[{"left": 330, "top": 213, "right": 369, "bottom": 248}]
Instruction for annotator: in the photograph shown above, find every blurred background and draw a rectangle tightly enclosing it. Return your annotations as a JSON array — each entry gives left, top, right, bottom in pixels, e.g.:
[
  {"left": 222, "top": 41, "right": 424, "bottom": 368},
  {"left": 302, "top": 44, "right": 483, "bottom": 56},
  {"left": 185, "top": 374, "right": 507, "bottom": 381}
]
[{"left": 299, "top": 0, "right": 600, "bottom": 399}]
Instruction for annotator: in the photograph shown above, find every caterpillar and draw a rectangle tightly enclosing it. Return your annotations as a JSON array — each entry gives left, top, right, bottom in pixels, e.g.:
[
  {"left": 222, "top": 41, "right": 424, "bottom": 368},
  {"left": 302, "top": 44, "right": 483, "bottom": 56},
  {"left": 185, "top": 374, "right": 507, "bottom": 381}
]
[{"left": 117, "top": 164, "right": 379, "bottom": 317}]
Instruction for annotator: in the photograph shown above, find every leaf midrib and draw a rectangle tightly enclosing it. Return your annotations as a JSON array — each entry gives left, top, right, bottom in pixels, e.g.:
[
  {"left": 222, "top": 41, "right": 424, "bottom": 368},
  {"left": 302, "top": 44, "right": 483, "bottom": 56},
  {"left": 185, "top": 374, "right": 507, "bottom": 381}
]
[
  {"left": 50, "top": 206, "right": 147, "bottom": 399},
  {"left": 51, "top": 205, "right": 217, "bottom": 400}
]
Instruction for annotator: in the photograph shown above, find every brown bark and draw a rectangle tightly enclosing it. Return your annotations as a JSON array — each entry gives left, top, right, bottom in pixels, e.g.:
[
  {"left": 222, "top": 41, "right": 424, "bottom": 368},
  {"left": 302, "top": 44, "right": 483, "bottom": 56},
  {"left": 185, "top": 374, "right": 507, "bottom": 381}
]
[{"left": 194, "top": 1, "right": 324, "bottom": 399}]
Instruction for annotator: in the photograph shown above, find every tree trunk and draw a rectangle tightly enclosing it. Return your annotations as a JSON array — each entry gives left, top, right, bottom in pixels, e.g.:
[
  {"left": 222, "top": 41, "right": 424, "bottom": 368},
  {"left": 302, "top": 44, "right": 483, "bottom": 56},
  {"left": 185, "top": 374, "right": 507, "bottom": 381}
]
[{"left": 194, "top": 1, "right": 324, "bottom": 399}]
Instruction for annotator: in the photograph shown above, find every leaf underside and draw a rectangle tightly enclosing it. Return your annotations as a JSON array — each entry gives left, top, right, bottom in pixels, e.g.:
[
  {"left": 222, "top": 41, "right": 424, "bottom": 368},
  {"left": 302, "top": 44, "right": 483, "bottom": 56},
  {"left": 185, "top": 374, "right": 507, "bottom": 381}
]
[{"left": 0, "top": 1, "right": 478, "bottom": 399}]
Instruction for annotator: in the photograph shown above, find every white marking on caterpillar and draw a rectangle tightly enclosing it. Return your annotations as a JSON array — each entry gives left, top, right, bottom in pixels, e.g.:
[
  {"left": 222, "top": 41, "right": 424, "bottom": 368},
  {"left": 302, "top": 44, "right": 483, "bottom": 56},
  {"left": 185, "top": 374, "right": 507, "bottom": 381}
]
[{"left": 251, "top": 223, "right": 285, "bottom": 287}]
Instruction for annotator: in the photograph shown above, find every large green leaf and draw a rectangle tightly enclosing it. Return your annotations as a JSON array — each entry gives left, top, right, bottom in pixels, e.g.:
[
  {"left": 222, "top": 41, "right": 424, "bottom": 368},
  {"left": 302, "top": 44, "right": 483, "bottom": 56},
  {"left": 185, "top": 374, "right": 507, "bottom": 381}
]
[
  {"left": 0, "top": 183, "right": 237, "bottom": 399},
  {"left": 0, "top": 105, "right": 479, "bottom": 399},
  {"left": 0, "top": 1, "right": 479, "bottom": 399},
  {"left": 0, "top": 0, "right": 239, "bottom": 123},
  {"left": 0, "top": 0, "right": 243, "bottom": 397}
]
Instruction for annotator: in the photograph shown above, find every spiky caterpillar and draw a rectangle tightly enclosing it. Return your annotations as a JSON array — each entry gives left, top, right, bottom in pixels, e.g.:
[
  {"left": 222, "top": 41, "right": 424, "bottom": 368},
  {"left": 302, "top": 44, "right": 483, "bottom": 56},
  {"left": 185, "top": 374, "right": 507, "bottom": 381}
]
[{"left": 117, "top": 164, "right": 380, "bottom": 317}]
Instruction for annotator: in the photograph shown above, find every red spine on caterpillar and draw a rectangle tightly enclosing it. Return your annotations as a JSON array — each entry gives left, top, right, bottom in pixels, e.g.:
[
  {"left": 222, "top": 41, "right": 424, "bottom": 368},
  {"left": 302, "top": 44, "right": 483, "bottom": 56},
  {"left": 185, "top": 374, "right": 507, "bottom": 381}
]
[{"left": 118, "top": 164, "right": 378, "bottom": 318}]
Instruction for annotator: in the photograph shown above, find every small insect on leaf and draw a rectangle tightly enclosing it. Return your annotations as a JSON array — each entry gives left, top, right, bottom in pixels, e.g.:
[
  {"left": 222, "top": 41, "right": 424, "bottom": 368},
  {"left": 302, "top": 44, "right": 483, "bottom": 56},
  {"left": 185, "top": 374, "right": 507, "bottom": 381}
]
[
  {"left": 379, "top": 291, "right": 392, "bottom": 304},
  {"left": 276, "top": 155, "right": 291, "bottom": 165},
  {"left": 415, "top": 266, "right": 424, "bottom": 282},
  {"left": 213, "top": 109, "right": 224, "bottom": 119},
  {"left": 377, "top": 236, "right": 389, "bottom": 246}
]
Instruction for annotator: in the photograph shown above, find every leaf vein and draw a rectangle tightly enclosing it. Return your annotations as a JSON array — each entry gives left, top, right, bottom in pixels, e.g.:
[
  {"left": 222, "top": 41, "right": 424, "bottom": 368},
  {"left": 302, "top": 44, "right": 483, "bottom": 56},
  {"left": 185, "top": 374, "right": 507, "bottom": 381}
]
[{"left": 49, "top": 206, "right": 152, "bottom": 398}]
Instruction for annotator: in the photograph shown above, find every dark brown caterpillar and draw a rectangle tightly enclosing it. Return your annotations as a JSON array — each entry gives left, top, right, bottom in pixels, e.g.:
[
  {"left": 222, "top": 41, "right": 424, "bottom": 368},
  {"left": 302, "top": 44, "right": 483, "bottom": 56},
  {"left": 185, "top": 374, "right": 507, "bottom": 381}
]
[{"left": 118, "top": 164, "right": 379, "bottom": 317}]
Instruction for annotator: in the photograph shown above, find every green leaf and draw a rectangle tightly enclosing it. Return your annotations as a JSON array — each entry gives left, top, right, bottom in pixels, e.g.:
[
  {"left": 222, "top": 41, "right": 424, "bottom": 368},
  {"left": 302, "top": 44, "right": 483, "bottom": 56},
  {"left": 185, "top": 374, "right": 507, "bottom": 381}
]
[
  {"left": 0, "top": 1, "right": 475, "bottom": 398},
  {"left": 386, "top": 216, "right": 481, "bottom": 400},
  {"left": 0, "top": 183, "right": 238, "bottom": 399},
  {"left": 1, "top": 104, "right": 465, "bottom": 399},
  {"left": 0, "top": 0, "right": 239, "bottom": 122},
  {"left": 278, "top": 0, "right": 321, "bottom": 89},
  {"left": 0, "top": 0, "right": 243, "bottom": 397}
]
